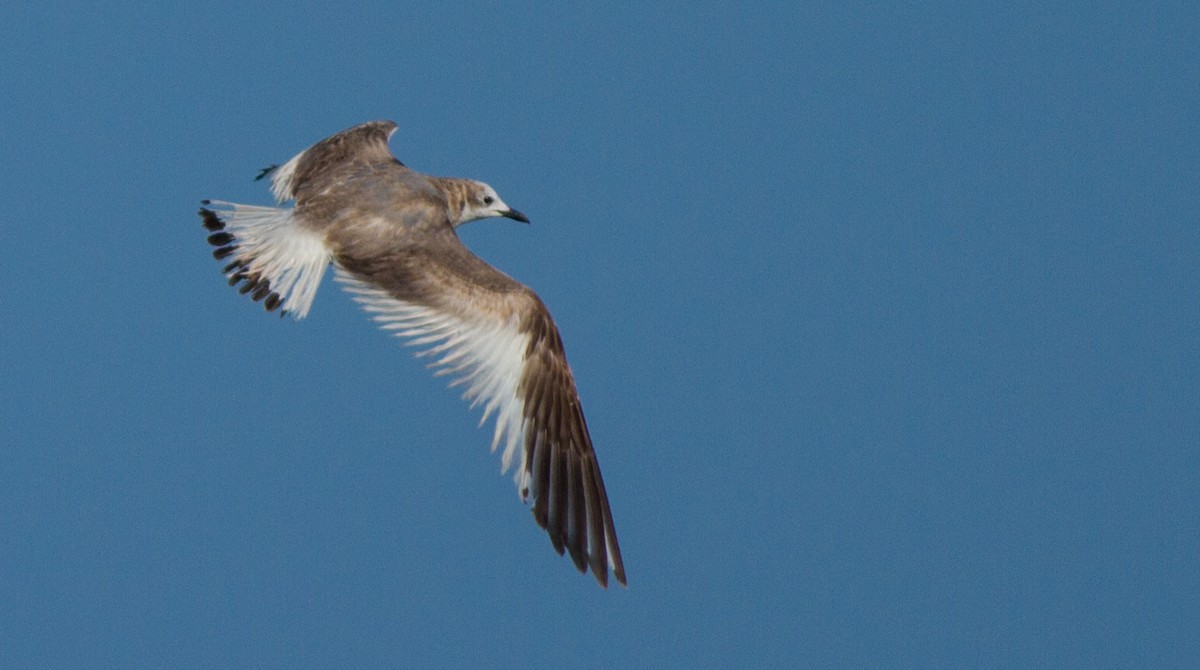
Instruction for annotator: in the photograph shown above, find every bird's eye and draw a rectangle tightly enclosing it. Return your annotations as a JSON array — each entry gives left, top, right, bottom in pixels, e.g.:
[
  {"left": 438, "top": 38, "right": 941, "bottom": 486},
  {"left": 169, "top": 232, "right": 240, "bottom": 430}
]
[{"left": 483, "top": 196, "right": 495, "bottom": 206}]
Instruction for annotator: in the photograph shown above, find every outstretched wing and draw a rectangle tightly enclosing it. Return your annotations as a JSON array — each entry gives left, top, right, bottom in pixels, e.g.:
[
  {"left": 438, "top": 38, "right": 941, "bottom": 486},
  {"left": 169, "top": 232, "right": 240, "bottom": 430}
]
[
  {"left": 335, "top": 232, "right": 627, "bottom": 587},
  {"left": 197, "top": 120, "right": 404, "bottom": 318},
  {"left": 266, "top": 120, "right": 402, "bottom": 204},
  {"left": 200, "top": 120, "right": 625, "bottom": 586}
]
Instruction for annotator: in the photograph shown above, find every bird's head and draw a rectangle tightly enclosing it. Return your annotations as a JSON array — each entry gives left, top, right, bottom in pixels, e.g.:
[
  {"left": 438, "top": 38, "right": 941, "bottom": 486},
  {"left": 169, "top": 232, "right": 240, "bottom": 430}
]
[{"left": 456, "top": 181, "right": 529, "bottom": 226}]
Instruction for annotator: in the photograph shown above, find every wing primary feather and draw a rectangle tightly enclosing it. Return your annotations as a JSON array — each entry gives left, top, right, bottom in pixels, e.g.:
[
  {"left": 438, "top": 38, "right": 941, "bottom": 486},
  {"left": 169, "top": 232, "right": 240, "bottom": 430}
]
[
  {"left": 531, "top": 428, "right": 551, "bottom": 527},
  {"left": 542, "top": 367, "right": 568, "bottom": 552},
  {"left": 566, "top": 449, "right": 588, "bottom": 572},
  {"left": 597, "top": 467, "right": 627, "bottom": 586},
  {"left": 547, "top": 418, "right": 567, "bottom": 556},
  {"left": 581, "top": 457, "right": 609, "bottom": 586},
  {"left": 326, "top": 247, "right": 625, "bottom": 585},
  {"left": 254, "top": 164, "right": 279, "bottom": 181}
]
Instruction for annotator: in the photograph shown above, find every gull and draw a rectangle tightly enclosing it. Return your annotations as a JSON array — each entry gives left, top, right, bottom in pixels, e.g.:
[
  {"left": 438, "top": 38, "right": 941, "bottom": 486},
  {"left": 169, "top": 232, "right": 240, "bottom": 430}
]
[{"left": 199, "top": 121, "right": 626, "bottom": 587}]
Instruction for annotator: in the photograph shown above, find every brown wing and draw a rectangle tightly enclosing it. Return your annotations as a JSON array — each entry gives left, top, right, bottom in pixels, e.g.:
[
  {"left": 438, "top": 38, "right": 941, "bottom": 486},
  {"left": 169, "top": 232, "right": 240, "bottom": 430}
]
[
  {"left": 520, "top": 298, "right": 627, "bottom": 586},
  {"left": 334, "top": 231, "right": 627, "bottom": 586},
  {"left": 266, "top": 120, "right": 402, "bottom": 204}
]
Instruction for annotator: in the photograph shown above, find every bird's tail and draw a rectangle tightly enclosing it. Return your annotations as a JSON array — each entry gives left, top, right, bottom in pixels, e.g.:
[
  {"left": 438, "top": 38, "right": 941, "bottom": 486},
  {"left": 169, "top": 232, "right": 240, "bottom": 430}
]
[{"left": 199, "top": 201, "right": 331, "bottom": 319}]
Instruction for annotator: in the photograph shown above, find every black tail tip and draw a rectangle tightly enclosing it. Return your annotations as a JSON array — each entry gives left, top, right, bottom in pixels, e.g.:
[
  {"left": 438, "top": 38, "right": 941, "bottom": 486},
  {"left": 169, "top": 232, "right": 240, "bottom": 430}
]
[
  {"left": 200, "top": 208, "right": 225, "bottom": 231},
  {"left": 207, "top": 232, "right": 235, "bottom": 246}
]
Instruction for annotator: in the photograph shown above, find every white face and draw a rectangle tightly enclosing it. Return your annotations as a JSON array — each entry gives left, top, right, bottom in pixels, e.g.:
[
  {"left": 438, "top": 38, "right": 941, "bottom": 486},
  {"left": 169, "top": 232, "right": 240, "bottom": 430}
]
[
  {"left": 459, "top": 182, "right": 529, "bottom": 225},
  {"left": 469, "top": 183, "right": 507, "bottom": 220}
]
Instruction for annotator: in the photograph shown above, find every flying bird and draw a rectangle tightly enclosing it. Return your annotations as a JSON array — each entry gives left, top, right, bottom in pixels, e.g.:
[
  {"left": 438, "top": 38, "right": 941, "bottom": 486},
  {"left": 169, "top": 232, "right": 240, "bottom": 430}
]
[{"left": 199, "top": 121, "right": 626, "bottom": 587}]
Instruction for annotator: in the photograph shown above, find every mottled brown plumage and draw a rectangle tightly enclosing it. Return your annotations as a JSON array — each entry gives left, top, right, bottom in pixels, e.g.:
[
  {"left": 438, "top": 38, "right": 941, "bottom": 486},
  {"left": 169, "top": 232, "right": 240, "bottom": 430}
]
[{"left": 199, "top": 121, "right": 626, "bottom": 587}]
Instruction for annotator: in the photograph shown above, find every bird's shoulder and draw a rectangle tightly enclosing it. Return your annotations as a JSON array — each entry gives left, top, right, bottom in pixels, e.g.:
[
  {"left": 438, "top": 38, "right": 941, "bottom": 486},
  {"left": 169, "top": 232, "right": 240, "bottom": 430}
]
[{"left": 335, "top": 227, "right": 533, "bottom": 311}]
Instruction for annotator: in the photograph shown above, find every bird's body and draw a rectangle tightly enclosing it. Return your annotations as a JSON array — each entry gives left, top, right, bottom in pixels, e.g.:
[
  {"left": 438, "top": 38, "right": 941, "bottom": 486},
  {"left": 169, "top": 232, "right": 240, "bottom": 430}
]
[{"left": 200, "top": 121, "right": 625, "bottom": 587}]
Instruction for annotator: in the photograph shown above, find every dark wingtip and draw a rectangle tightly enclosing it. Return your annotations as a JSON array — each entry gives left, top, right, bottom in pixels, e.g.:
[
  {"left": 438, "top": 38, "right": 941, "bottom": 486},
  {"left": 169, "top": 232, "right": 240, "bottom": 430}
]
[
  {"left": 569, "top": 549, "right": 587, "bottom": 574},
  {"left": 254, "top": 164, "right": 279, "bottom": 181},
  {"left": 588, "top": 549, "right": 609, "bottom": 587}
]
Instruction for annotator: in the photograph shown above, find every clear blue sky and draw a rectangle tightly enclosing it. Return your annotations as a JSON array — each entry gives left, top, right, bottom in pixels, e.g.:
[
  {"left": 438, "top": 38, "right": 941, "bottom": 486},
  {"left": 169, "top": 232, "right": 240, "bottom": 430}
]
[{"left": 2, "top": 2, "right": 1196, "bottom": 667}]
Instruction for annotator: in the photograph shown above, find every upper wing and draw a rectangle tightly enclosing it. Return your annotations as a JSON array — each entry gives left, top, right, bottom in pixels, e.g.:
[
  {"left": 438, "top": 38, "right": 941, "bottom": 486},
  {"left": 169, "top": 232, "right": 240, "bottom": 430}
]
[
  {"left": 198, "top": 121, "right": 404, "bottom": 318},
  {"left": 334, "top": 233, "right": 627, "bottom": 587},
  {"left": 265, "top": 120, "right": 401, "bottom": 204}
]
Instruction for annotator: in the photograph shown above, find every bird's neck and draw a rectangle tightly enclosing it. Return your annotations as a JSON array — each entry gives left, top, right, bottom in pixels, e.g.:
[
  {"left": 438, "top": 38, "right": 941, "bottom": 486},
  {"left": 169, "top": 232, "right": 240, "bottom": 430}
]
[{"left": 431, "top": 177, "right": 474, "bottom": 226}]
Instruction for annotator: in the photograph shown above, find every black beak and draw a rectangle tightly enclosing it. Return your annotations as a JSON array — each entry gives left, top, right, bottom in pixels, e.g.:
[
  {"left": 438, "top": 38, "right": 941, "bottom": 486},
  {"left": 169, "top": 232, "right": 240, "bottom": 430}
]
[{"left": 502, "top": 209, "right": 530, "bottom": 224}]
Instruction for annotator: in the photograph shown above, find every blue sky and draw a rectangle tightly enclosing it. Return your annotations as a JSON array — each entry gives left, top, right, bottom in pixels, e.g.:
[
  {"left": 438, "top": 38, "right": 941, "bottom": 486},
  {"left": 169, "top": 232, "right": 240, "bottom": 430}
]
[{"left": 2, "top": 2, "right": 1197, "bottom": 667}]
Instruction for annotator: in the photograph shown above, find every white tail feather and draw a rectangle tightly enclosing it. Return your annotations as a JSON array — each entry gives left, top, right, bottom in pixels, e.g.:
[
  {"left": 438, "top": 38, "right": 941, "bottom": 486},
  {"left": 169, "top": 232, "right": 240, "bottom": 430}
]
[{"left": 207, "top": 201, "right": 330, "bottom": 318}]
